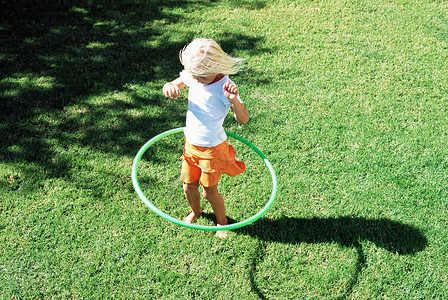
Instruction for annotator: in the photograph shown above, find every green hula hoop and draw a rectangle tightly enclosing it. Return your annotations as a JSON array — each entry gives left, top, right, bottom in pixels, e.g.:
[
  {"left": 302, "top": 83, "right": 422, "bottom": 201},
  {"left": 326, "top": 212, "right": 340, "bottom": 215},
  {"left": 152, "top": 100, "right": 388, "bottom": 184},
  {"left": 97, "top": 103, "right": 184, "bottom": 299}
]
[{"left": 132, "top": 127, "right": 277, "bottom": 231}]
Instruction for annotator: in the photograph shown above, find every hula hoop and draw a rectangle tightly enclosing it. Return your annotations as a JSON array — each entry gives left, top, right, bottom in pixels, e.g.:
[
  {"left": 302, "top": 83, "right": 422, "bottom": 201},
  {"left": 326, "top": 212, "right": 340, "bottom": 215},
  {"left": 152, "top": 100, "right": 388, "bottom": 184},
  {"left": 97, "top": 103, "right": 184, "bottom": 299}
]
[{"left": 132, "top": 127, "right": 277, "bottom": 231}]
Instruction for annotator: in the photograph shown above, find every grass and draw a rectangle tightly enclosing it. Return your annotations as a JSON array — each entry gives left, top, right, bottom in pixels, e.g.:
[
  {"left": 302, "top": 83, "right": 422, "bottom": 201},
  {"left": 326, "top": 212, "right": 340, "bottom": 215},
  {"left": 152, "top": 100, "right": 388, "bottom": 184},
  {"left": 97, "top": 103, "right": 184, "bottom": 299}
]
[{"left": 1, "top": 0, "right": 447, "bottom": 298}]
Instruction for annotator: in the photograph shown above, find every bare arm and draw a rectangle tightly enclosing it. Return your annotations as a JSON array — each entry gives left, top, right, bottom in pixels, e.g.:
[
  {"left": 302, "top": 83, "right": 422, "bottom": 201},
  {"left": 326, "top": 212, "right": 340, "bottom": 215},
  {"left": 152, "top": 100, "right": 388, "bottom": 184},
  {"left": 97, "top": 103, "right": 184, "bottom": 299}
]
[
  {"left": 223, "top": 81, "right": 249, "bottom": 125},
  {"left": 163, "top": 77, "right": 186, "bottom": 99}
]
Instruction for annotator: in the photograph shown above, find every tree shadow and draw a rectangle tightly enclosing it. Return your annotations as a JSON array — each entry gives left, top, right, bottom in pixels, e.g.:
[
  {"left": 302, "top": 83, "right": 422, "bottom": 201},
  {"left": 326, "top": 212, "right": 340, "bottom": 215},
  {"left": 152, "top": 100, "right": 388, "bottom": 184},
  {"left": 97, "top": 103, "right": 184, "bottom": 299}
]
[
  {"left": 236, "top": 216, "right": 428, "bottom": 299},
  {"left": 1, "top": 1, "right": 191, "bottom": 180},
  {"left": 0, "top": 0, "right": 270, "bottom": 185}
]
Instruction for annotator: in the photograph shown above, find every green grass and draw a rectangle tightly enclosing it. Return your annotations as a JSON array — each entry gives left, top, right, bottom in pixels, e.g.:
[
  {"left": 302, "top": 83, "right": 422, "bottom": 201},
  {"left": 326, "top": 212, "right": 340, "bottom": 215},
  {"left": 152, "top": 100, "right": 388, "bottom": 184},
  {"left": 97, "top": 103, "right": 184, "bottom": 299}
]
[{"left": 1, "top": 0, "right": 447, "bottom": 298}]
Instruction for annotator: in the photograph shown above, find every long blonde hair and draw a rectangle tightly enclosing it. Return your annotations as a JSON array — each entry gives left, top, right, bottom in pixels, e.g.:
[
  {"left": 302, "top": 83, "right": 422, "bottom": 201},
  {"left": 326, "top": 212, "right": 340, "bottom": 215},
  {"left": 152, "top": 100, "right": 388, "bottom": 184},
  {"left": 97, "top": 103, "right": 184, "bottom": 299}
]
[{"left": 179, "top": 38, "right": 245, "bottom": 78}]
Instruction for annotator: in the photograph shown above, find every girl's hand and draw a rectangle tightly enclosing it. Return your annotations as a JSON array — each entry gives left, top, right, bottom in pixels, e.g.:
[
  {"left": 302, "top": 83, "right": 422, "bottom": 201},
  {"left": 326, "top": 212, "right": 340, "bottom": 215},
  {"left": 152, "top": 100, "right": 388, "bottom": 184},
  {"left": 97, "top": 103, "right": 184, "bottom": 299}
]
[
  {"left": 223, "top": 81, "right": 239, "bottom": 103},
  {"left": 163, "top": 82, "right": 181, "bottom": 99}
]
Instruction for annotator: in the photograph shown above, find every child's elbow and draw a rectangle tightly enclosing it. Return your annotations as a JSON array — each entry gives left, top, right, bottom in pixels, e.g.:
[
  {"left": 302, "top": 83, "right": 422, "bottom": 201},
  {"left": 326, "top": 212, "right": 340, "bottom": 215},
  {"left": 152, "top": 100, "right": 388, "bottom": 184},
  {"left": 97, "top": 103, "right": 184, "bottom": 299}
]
[
  {"left": 239, "top": 116, "right": 249, "bottom": 124},
  {"left": 234, "top": 107, "right": 249, "bottom": 124}
]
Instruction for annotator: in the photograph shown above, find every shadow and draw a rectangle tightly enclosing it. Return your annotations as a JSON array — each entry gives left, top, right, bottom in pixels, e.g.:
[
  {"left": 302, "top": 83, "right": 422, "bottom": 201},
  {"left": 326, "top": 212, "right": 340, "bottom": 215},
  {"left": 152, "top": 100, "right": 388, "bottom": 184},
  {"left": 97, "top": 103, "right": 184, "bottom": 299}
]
[
  {"left": 249, "top": 240, "right": 268, "bottom": 300},
  {"left": 238, "top": 216, "right": 427, "bottom": 254},
  {"left": 236, "top": 216, "right": 427, "bottom": 299},
  {"left": 0, "top": 0, "right": 193, "bottom": 181},
  {"left": 199, "top": 212, "right": 239, "bottom": 226},
  {"left": 0, "top": 0, "right": 270, "bottom": 184}
]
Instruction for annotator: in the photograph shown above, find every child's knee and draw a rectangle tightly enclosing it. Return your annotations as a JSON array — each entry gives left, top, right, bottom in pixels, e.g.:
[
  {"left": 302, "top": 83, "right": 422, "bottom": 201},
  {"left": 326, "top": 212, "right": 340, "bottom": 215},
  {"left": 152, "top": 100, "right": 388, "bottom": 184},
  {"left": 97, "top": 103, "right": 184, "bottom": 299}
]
[
  {"left": 202, "top": 185, "right": 218, "bottom": 199},
  {"left": 183, "top": 182, "right": 199, "bottom": 194}
]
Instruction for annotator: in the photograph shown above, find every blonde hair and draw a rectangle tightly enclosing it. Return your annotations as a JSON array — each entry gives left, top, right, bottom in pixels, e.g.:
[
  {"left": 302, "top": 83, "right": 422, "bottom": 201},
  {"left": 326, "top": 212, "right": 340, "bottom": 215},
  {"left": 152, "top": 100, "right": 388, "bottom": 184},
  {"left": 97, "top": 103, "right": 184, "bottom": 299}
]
[{"left": 179, "top": 38, "right": 245, "bottom": 78}]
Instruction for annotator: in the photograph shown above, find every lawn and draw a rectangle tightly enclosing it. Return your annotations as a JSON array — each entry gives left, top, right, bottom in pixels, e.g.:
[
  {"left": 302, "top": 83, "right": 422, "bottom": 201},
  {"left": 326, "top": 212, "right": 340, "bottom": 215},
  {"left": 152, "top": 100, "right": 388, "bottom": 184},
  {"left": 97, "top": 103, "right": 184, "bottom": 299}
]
[{"left": 1, "top": 0, "right": 447, "bottom": 298}]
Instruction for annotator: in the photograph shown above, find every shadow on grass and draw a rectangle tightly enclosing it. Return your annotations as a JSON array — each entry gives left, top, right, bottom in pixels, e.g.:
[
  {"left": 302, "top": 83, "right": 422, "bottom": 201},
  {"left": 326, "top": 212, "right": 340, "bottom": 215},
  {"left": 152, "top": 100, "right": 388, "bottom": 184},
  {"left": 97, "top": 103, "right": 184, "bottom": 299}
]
[
  {"left": 0, "top": 0, "right": 269, "bottom": 183},
  {"left": 1, "top": 0, "right": 192, "bottom": 181},
  {"left": 236, "top": 216, "right": 428, "bottom": 299}
]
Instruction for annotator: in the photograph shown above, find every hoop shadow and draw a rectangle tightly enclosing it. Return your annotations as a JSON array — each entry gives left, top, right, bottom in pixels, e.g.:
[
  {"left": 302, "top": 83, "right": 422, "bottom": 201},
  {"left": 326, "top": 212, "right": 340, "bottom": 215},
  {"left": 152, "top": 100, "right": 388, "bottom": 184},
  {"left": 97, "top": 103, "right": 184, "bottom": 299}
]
[{"left": 236, "top": 216, "right": 427, "bottom": 299}]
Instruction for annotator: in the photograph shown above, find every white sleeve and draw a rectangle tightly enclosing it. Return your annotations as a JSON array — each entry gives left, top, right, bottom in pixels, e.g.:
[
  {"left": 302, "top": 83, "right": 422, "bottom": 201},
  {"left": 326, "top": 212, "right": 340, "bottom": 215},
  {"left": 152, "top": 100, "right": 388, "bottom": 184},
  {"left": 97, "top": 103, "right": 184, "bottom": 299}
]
[{"left": 179, "top": 70, "right": 196, "bottom": 87}]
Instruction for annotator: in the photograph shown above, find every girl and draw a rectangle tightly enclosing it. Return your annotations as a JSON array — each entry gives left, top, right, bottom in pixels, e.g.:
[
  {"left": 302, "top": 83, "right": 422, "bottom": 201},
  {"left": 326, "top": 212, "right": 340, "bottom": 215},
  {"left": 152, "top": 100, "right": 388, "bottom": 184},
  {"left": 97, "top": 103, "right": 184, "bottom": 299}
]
[{"left": 162, "top": 38, "right": 249, "bottom": 238}]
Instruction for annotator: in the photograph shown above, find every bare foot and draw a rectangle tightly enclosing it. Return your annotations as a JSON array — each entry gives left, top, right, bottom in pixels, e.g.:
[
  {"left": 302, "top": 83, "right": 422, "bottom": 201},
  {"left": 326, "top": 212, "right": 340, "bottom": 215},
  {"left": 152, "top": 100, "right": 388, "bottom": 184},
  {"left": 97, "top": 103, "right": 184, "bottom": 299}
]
[
  {"left": 215, "top": 224, "right": 228, "bottom": 239},
  {"left": 183, "top": 211, "right": 201, "bottom": 223}
]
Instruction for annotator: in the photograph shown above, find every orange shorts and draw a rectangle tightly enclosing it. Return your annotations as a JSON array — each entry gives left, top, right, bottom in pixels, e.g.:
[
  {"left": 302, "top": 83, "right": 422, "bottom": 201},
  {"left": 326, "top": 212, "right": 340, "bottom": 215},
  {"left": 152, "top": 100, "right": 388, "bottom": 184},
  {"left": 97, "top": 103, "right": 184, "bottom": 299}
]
[{"left": 180, "top": 139, "right": 246, "bottom": 187}]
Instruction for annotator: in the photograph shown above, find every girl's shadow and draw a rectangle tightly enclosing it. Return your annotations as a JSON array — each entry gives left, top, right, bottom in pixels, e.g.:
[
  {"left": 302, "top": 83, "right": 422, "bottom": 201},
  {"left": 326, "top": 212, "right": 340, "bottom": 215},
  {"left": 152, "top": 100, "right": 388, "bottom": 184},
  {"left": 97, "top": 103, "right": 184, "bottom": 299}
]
[{"left": 235, "top": 216, "right": 428, "bottom": 299}]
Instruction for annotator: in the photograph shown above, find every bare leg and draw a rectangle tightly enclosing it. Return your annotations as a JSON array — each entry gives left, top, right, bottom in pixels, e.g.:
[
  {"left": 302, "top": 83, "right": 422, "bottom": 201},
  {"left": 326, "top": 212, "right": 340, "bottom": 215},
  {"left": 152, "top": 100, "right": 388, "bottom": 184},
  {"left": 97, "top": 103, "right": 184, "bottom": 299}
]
[
  {"left": 203, "top": 184, "right": 228, "bottom": 239},
  {"left": 183, "top": 180, "right": 201, "bottom": 223}
]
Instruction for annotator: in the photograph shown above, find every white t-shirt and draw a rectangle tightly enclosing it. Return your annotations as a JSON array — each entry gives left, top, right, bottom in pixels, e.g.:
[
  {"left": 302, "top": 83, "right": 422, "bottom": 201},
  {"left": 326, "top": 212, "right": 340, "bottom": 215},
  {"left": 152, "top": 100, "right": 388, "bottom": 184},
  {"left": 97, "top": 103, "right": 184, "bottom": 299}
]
[{"left": 180, "top": 70, "right": 243, "bottom": 147}]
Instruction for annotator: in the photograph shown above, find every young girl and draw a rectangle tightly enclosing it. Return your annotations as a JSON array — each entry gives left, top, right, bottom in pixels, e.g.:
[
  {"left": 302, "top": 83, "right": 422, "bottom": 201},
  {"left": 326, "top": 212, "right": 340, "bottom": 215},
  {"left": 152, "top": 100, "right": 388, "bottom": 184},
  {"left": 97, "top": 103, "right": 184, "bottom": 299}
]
[{"left": 162, "top": 38, "right": 249, "bottom": 238}]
